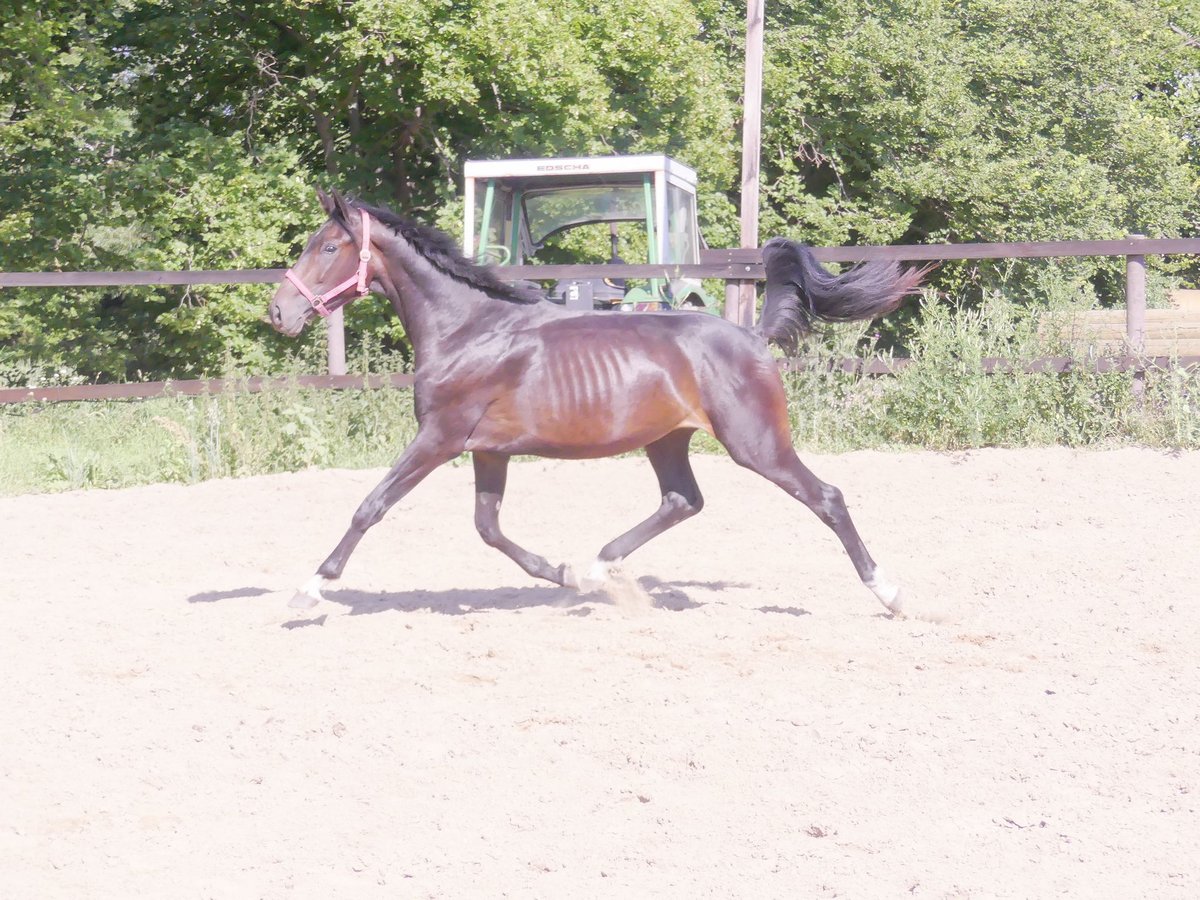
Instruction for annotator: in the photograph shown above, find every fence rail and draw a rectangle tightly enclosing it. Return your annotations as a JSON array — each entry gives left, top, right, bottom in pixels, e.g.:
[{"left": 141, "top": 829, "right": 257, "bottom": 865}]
[
  {"left": 3, "top": 237, "right": 1198, "bottom": 287},
  {"left": 4, "top": 357, "right": 1199, "bottom": 406},
  {"left": 0, "top": 269, "right": 287, "bottom": 288},
  {"left": 0, "top": 373, "right": 414, "bottom": 405},
  {"left": 3, "top": 235, "right": 1199, "bottom": 401}
]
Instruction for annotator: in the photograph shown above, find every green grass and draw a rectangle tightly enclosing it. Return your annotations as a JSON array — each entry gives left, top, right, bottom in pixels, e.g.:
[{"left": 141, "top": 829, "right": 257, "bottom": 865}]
[
  {"left": 0, "top": 381, "right": 418, "bottom": 495},
  {"left": 770, "top": 294, "right": 1200, "bottom": 451},
  {"left": 4, "top": 296, "right": 1199, "bottom": 495}
]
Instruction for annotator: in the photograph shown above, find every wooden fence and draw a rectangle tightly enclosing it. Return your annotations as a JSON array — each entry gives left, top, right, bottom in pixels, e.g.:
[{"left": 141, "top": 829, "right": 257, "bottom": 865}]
[
  {"left": 2, "top": 236, "right": 1199, "bottom": 404},
  {"left": 0, "top": 374, "right": 415, "bottom": 405}
]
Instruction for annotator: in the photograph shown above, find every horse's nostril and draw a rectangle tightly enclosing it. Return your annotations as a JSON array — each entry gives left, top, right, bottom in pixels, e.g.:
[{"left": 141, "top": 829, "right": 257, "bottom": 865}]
[{"left": 270, "top": 303, "right": 282, "bottom": 326}]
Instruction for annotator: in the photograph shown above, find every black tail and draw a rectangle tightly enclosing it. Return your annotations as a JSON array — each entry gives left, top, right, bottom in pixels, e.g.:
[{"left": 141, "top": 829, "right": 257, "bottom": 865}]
[{"left": 754, "top": 238, "right": 930, "bottom": 354}]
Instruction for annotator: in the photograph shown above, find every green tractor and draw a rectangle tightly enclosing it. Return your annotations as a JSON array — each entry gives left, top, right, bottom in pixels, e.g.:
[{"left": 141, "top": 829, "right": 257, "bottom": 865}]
[{"left": 462, "top": 155, "right": 717, "bottom": 313}]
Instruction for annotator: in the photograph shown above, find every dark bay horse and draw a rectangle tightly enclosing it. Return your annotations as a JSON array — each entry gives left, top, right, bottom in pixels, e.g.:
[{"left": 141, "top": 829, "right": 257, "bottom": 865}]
[{"left": 268, "top": 189, "right": 926, "bottom": 614}]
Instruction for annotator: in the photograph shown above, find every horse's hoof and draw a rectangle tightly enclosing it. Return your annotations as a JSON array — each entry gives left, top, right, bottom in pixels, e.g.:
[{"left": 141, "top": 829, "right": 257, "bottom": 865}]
[
  {"left": 867, "top": 568, "right": 903, "bottom": 616},
  {"left": 288, "top": 591, "right": 321, "bottom": 610},
  {"left": 577, "top": 557, "right": 620, "bottom": 593},
  {"left": 288, "top": 575, "right": 327, "bottom": 609}
]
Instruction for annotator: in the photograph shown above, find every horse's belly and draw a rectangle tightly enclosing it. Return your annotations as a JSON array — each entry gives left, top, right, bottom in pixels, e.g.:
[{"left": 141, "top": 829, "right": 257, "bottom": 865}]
[{"left": 465, "top": 344, "right": 708, "bottom": 456}]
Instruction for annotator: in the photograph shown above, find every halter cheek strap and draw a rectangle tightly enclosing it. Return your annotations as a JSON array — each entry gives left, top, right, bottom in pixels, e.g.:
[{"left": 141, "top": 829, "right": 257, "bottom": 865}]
[{"left": 283, "top": 207, "right": 373, "bottom": 318}]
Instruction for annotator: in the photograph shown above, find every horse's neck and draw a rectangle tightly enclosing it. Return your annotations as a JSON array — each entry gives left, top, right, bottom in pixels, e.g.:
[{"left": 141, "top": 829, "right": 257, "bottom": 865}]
[{"left": 375, "top": 233, "right": 542, "bottom": 361}]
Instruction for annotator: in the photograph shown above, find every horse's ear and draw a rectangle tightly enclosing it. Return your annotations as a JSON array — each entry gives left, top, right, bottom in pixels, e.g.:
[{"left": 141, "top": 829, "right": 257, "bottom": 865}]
[
  {"left": 329, "top": 189, "right": 355, "bottom": 223},
  {"left": 316, "top": 187, "right": 335, "bottom": 216}
]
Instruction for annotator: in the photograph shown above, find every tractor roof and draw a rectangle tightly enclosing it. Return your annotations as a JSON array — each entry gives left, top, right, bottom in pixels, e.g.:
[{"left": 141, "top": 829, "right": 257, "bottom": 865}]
[{"left": 464, "top": 155, "right": 697, "bottom": 189}]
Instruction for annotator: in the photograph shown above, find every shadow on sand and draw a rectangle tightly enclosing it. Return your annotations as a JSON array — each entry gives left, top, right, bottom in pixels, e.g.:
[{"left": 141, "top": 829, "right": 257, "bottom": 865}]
[
  {"left": 187, "top": 577, "right": 755, "bottom": 622},
  {"left": 757, "top": 604, "right": 812, "bottom": 617},
  {"left": 188, "top": 586, "right": 273, "bottom": 603},
  {"left": 316, "top": 574, "right": 749, "bottom": 617}
]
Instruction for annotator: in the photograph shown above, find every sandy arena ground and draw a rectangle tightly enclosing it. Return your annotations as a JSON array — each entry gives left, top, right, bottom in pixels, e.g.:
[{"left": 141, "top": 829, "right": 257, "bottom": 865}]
[{"left": 2, "top": 448, "right": 1199, "bottom": 898}]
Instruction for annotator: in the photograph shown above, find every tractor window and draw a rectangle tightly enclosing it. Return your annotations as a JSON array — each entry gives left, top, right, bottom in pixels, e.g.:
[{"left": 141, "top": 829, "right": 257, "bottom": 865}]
[
  {"left": 472, "top": 183, "right": 515, "bottom": 265},
  {"left": 524, "top": 186, "right": 646, "bottom": 248},
  {"left": 666, "top": 184, "right": 699, "bottom": 265},
  {"left": 534, "top": 221, "right": 647, "bottom": 265}
]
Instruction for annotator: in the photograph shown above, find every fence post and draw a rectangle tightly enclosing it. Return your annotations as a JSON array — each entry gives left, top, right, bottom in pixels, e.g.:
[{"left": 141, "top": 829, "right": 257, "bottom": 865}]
[
  {"left": 724, "top": 281, "right": 740, "bottom": 323},
  {"left": 1125, "top": 233, "right": 1146, "bottom": 400},
  {"left": 327, "top": 307, "right": 347, "bottom": 376},
  {"left": 725, "top": 0, "right": 764, "bottom": 328}
]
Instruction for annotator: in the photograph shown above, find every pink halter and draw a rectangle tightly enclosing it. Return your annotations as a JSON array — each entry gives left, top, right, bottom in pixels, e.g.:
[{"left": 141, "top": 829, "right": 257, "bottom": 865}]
[{"left": 284, "top": 207, "right": 373, "bottom": 318}]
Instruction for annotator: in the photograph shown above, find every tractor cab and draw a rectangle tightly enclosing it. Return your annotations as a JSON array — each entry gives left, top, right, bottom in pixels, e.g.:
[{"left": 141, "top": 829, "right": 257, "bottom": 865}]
[{"left": 462, "top": 155, "right": 715, "bottom": 313}]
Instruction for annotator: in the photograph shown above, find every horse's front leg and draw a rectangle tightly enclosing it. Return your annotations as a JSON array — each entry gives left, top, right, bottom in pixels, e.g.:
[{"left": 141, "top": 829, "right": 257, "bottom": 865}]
[
  {"left": 290, "top": 430, "right": 460, "bottom": 608},
  {"left": 472, "top": 451, "right": 576, "bottom": 588}
]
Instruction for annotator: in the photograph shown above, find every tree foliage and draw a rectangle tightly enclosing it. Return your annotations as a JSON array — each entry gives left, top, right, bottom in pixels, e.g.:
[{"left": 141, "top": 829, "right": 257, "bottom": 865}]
[
  {"left": 0, "top": 0, "right": 1197, "bottom": 382},
  {"left": 756, "top": 0, "right": 1199, "bottom": 299}
]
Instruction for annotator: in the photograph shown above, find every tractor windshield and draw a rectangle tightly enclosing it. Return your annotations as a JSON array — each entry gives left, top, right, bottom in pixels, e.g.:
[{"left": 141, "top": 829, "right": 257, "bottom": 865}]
[
  {"left": 462, "top": 155, "right": 715, "bottom": 312},
  {"left": 523, "top": 186, "right": 647, "bottom": 248}
]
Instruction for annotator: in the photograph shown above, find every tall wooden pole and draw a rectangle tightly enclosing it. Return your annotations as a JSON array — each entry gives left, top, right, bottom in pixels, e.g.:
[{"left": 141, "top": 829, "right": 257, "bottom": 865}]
[
  {"left": 726, "top": 0, "right": 765, "bottom": 327},
  {"left": 1125, "top": 233, "right": 1146, "bottom": 401}
]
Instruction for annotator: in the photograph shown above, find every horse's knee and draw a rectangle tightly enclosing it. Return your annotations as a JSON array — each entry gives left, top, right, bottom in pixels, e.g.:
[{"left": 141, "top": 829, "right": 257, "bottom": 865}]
[
  {"left": 475, "top": 502, "right": 504, "bottom": 547},
  {"left": 664, "top": 489, "right": 704, "bottom": 520},
  {"left": 476, "top": 520, "right": 503, "bottom": 547}
]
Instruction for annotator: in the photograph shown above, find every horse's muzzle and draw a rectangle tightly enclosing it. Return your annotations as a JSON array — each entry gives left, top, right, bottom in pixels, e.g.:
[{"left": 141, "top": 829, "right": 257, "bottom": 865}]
[{"left": 267, "top": 298, "right": 309, "bottom": 337}]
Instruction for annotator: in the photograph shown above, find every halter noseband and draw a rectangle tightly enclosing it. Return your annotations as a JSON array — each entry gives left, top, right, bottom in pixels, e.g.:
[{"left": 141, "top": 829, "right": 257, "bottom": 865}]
[{"left": 283, "top": 207, "right": 373, "bottom": 318}]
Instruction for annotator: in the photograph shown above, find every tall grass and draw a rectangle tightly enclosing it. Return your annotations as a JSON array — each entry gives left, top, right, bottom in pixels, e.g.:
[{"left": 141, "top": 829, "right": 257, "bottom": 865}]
[
  {"left": 3, "top": 292, "right": 1198, "bottom": 495},
  {"left": 776, "top": 292, "right": 1200, "bottom": 451},
  {"left": 0, "top": 381, "right": 418, "bottom": 495}
]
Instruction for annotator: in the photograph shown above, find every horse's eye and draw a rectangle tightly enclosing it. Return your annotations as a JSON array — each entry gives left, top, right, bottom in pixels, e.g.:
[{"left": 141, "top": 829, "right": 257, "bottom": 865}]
[{"left": 322, "top": 243, "right": 337, "bottom": 254}]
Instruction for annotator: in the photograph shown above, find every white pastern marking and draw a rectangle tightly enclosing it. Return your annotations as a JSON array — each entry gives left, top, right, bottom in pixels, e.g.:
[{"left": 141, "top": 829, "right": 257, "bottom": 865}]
[
  {"left": 301, "top": 574, "right": 328, "bottom": 600},
  {"left": 288, "top": 574, "right": 328, "bottom": 609},
  {"left": 559, "top": 565, "right": 579, "bottom": 590},
  {"left": 589, "top": 557, "right": 620, "bottom": 581},
  {"left": 578, "top": 557, "right": 622, "bottom": 592},
  {"left": 866, "top": 567, "right": 903, "bottom": 614}
]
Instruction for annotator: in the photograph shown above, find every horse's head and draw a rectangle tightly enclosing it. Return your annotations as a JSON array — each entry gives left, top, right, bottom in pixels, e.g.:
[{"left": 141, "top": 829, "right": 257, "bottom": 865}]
[{"left": 268, "top": 188, "right": 375, "bottom": 336}]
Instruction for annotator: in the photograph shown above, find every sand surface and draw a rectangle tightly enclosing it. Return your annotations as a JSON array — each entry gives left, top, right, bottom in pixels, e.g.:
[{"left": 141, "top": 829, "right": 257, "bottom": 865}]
[{"left": 2, "top": 448, "right": 1198, "bottom": 898}]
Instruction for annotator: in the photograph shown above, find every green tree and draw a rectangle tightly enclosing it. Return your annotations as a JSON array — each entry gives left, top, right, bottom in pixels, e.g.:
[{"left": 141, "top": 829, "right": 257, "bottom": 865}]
[
  {"left": 3, "top": 1, "right": 1199, "bottom": 384},
  {"left": 0, "top": 3, "right": 322, "bottom": 381},
  {"left": 113, "top": 0, "right": 738, "bottom": 227},
  {"left": 2, "top": 0, "right": 739, "bottom": 382},
  {"left": 752, "top": 0, "right": 1199, "bottom": 301}
]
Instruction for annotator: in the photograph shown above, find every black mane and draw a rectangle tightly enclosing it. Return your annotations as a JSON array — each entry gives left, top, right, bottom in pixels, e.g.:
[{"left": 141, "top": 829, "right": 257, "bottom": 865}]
[{"left": 336, "top": 199, "right": 545, "bottom": 305}]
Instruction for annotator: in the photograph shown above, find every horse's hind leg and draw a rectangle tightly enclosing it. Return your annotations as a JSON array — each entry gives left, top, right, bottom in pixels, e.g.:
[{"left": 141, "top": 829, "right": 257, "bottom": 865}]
[
  {"left": 583, "top": 429, "right": 703, "bottom": 587},
  {"left": 710, "top": 384, "right": 902, "bottom": 614},
  {"left": 290, "top": 431, "right": 458, "bottom": 608},
  {"left": 473, "top": 451, "right": 575, "bottom": 587}
]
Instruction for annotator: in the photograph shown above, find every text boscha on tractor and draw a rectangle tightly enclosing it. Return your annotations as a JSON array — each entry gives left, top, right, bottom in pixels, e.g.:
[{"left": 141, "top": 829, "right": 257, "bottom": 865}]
[{"left": 462, "top": 155, "right": 717, "bottom": 314}]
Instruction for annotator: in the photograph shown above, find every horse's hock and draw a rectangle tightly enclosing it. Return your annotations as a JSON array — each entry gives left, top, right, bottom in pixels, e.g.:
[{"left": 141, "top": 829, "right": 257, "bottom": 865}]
[{"left": 1053, "top": 289, "right": 1200, "bottom": 357}]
